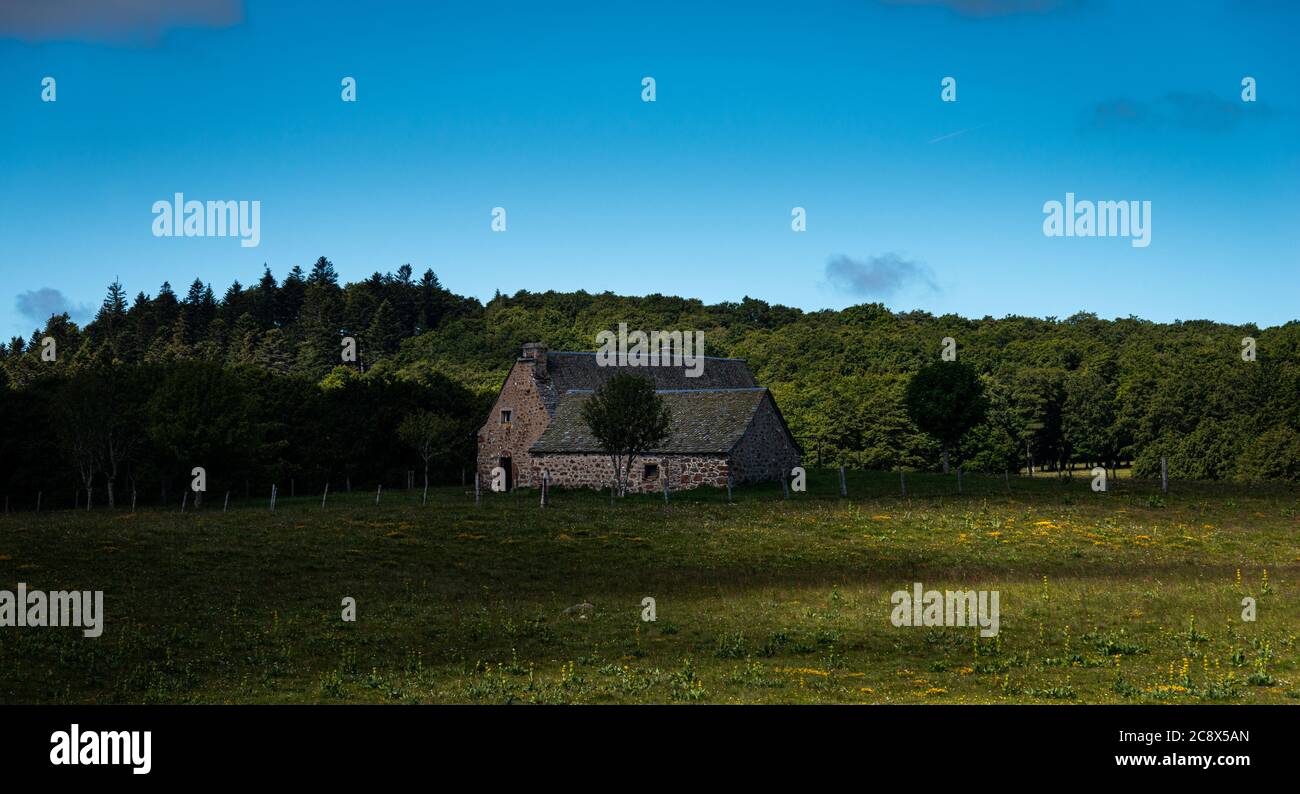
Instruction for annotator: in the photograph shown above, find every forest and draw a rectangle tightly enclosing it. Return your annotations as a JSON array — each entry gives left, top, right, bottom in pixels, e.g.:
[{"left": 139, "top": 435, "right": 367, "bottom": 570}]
[{"left": 3, "top": 255, "right": 1298, "bottom": 509}]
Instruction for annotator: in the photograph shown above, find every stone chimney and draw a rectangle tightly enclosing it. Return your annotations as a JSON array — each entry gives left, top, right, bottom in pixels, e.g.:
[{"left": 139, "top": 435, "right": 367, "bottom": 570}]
[{"left": 521, "top": 342, "right": 548, "bottom": 379}]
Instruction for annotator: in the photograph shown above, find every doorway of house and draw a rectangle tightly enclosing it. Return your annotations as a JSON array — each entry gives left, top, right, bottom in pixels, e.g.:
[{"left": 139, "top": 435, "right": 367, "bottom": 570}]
[{"left": 498, "top": 456, "right": 513, "bottom": 491}]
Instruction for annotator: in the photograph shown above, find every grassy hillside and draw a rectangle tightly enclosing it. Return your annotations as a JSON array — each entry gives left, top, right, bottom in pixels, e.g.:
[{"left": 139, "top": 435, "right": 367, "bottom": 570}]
[{"left": 1, "top": 470, "right": 1297, "bottom": 704}]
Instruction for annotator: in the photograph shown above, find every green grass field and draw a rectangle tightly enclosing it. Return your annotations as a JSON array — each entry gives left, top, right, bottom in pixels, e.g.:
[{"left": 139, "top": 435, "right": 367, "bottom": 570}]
[{"left": 2, "top": 469, "right": 1297, "bottom": 704}]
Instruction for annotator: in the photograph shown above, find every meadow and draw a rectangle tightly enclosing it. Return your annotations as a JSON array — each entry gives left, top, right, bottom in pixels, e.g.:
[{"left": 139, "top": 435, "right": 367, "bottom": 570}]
[{"left": 1, "top": 470, "right": 1297, "bottom": 705}]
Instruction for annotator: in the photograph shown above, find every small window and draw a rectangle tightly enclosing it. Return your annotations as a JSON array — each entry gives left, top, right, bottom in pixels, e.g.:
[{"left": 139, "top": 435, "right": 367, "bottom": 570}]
[
  {"left": 500, "top": 409, "right": 512, "bottom": 424},
  {"left": 644, "top": 463, "right": 659, "bottom": 479}
]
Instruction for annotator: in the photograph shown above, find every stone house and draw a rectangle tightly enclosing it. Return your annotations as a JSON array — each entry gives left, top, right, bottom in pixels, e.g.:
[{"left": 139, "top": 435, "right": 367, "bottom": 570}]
[{"left": 476, "top": 343, "right": 801, "bottom": 492}]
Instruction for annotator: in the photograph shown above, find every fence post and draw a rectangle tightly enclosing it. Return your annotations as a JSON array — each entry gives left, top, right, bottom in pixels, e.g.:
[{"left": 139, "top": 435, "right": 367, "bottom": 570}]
[
  {"left": 900, "top": 468, "right": 907, "bottom": 497},
  {"left": 726, "top": 473, "right": 733, "bottom": 503},
  {"left": 131, "top": 489, "right": 137, "bottom": 513},
  {"left": 224, "top": 491, "right": 230, "bottom": 512},
  {"left": 1161, "top": 456, "right": 1168, "bottom": 494},
  {"left": 375, "top": 484, "right": 382, "bottom": 506},
  {"left": 838, "top": 466, "right": 847, "bottom": 497},
  {"left": 1004, "top": 470, "right": 1011, "bottom": 493},
  {"left": 270, "top": 484, "right": 277, "bottom": 511},
  {"left": 181, "top": 491, "right": 188, "bottom": 513},
  {"left": 321, "top": 483, "right": 329, "bottom": 509},
  {"left": 474, "top": 473, "right": 480, "bottom": 505},
  {"left": 781, "top": 473, "right": 789, "bottom": 499},
  {"left": 37, "top": 491, "right": 42, "bottom": 513},
  {"left": 541, "top": 470, "right": 549, "bottom": 508},
  {"left": 957, "top": 466, "right": 963, "bottom": 494},
  {"left": 662, "top": 467, "right": 669, "bottom": 505}
]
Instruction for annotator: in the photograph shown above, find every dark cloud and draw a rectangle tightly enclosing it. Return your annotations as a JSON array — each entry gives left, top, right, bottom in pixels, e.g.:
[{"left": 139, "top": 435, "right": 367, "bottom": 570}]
[
  {"left": 1090, "top": 91, "right": 1269, "bottom": 132},
  {"left": 15, "top": 288, "right": 93, "bottom": 326},
  {"left": 825, "top": 254, "right": 939, "bottom": 298},
  {"left": 0, "top": 0, "right": 242, "bottom": 46},
  {"left": 882, "top": 0, "right": 1087, "bottom": 17}
]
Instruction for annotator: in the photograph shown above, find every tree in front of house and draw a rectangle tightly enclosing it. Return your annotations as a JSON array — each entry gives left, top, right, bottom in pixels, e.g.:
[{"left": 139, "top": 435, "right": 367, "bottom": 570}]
[
  {"left": 904, "top": 359, "right": 987, "bottom": 474},
  {"left": 580, "top": 373, "right": 672, "bottom": 496},
  {"left": 398, "top": 410, "right": 457, "bottom": 503}
]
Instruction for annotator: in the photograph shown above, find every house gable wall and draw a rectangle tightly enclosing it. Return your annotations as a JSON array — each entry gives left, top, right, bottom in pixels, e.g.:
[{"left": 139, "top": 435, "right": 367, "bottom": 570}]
[
  {"left": 476, "top": 360, "right": 550, "bottom": 488},
  {"left": 729, "top": 395, "right": 801, "bottom": 484}
]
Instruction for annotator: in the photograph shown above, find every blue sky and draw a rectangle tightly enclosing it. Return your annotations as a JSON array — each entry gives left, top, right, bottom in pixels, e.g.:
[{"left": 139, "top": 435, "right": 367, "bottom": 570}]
[{"left": 1, "top": 0, "right": 1297, "bottom": 340}]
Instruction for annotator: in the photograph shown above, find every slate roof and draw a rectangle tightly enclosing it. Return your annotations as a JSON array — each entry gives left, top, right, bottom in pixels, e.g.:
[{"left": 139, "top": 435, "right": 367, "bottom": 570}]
[
  {"left": 529, "top": 387, "right": 777, "bottom": 455},
  {"left": 534, "top": 351, "right": 757, "bottom": 415}
]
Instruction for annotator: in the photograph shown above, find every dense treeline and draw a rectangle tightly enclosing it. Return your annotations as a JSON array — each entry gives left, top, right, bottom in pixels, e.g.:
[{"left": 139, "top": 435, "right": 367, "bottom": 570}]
[
  {"left": 0, "top": 360, "right": 482, "bottom": 509},
  {"left": 3, "top": 256, "right": 1300, "bottom": 508},
  {"left": 0, "top": 259, "right": 484, "bottom": 507}
]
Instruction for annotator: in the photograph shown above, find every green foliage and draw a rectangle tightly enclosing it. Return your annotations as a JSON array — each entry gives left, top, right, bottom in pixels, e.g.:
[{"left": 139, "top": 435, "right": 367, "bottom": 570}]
[
  {"left": 146, "top": 361, "right": 261, "bottom": 477},
  {"left": 1233, "top": 426, "right": 1300, "bottom": 482},
  {"left": 904, "top": 360, "right": 987, "bottom": 469},
  {"left": 397, "top": 410, "right": 460, "bottom": 488},
  {"left": 6, "top": 269, "right": 1300, "bottom": 498}
]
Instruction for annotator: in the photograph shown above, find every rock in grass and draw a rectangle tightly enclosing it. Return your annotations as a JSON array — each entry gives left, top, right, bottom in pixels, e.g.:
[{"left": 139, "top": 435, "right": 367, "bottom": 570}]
[{"left": 563, "top": 602, "right": 596, "bottom": 620}]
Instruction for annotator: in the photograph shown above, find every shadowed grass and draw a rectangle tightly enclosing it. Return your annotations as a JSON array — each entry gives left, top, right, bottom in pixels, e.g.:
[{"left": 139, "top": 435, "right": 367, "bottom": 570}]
[{"left": 0, "top": 469, "right": 1297, "bottom": 703}]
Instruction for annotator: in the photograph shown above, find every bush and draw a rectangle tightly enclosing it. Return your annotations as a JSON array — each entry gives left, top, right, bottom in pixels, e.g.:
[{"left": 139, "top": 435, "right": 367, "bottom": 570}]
[{"left": 1235, "top": 426, "right": 1300, "bottom": 482}]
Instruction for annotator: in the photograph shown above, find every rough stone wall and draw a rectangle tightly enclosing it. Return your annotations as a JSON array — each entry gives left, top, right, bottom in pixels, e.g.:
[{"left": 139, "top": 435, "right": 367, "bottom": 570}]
[
  {"left": 729, "top": 396, "right": 801, "bottom": 484},
  {"left": 476, "top": 359, "right": 551, "bottom": 489},
  {"left": 530, "top": 453, "right": 730, "bottom": 493}
]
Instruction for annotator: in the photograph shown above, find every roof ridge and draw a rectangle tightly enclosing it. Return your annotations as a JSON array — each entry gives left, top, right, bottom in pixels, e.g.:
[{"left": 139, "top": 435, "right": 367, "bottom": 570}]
[
  {"left": 545, "top": 350, "right": 748, "bottom": 362},
  {"left": 654, "top": 387, "right": 768, "bottom": 394},
  {"left": 561, "top": 387, "right": 767, "bottom": 395}
]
